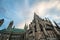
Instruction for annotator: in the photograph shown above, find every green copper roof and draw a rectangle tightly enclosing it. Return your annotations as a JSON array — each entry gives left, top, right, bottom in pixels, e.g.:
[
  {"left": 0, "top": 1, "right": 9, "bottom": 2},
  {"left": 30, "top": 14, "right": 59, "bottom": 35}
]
[{"left": 0, "top": 28, "right": 25, "bottom": 33}]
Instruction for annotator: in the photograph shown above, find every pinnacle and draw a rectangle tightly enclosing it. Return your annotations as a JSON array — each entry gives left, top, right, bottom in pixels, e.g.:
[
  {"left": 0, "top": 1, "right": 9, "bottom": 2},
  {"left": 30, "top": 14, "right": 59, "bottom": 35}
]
[{"left": 34, "top": 12, "right": 42, "bottom": 20}]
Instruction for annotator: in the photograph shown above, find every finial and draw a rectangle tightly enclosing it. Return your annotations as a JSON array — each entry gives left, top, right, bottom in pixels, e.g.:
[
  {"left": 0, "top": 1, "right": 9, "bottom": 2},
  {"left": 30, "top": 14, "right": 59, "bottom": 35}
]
[{"left": 24, "top": 23, "right": 28, "bottom": 31}]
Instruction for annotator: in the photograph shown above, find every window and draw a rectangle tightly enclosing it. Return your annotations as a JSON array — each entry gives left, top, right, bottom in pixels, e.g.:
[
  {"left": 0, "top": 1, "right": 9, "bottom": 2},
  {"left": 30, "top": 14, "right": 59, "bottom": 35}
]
[{"left": 34, "top": 25, "right": 37, "bottom": 32}]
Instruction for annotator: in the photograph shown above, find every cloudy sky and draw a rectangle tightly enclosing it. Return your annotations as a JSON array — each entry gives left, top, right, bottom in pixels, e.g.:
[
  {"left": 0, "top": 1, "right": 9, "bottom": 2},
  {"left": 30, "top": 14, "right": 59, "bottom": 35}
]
[{"left": 0, "top": 0, "right": 60, "bottom": 29}]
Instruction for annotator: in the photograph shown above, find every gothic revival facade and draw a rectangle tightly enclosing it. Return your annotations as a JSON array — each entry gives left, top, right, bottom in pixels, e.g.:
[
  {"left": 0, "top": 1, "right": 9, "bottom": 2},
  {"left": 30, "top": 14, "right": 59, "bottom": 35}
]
[
  {"left": 25, "top": 13, "right": 60, "bottom": 40},
  {"left": 0, "top": 13, "right": 60, "bottom": 40}
]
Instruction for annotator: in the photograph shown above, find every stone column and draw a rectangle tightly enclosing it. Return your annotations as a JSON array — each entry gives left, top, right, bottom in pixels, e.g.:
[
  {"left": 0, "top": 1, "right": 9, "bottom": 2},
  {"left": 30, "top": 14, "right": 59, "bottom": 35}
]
[
  {"left": 32, "top": 23, "right": 35, "bottom": 40},
  {"left": 53, "top": 21, "right": 60, "bottom": 35},
  {"left": 54, "top": 26, "right": 60, "bottom": 35},
  {"left": 35, "top": 19, "right": 41, "bottom": 32},
  {"left": 0, "top": 35, "right": 2, "bottom": 40},
  {"left": 41, "top": 22, "right": 48, "bottom": 40},
  {"left": 0, "top": 33, "right": 4, "bottom": 40},
  {"left": 39, "top": 22, "right": 48, "bottom": 36}
]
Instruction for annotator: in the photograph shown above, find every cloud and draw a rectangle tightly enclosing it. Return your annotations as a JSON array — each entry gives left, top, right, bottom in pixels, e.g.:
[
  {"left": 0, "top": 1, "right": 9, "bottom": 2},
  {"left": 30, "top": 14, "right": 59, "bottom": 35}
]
[
  {"left": 16, "top": 8, "right": 34, "bottom": 29},
  {"left": 1, "top": 0, "right": 60, "bottom": 29},
  {"left": 31, "top": 0, "right": 60, "bottom": 20},
  {"left": 16, "top": 0, "right": 60, "bottom": 29}
]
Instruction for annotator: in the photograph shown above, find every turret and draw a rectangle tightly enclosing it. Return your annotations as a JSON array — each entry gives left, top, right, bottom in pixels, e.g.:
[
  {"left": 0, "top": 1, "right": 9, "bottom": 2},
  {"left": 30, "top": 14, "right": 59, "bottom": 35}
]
[{"left": 24, "top": 24, "right": 28, "bottom": 31}]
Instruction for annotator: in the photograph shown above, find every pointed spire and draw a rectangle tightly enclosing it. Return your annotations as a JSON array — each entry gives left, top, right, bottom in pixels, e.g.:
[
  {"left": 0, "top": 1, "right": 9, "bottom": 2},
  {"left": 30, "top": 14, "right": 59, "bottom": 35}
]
[
  {"left": 34, "top": 12, "right": 37, "bottom": 17},
  {"left": 24, "top": 24, "right": 28, "bottom": 31},
  {"left": 7, "top": 21, "right": 14, "bottom": 29},
  {"left": 34, "top": 12, "right": 38, "bottom": 19},
  {"left": 47, "top": 18, "right": 52, "bottom": 23},
  {"left": 53, "top": 21, "right": 59, "bottom": 28},
  {"left": 34, "top": 12, "right": 42, "bottom": 20},
  {"left": 13, "top": 26, "right": 15, "bottom": 29},
  {"left": 0, "top": 19, "right": 4, "bottom": 26}
]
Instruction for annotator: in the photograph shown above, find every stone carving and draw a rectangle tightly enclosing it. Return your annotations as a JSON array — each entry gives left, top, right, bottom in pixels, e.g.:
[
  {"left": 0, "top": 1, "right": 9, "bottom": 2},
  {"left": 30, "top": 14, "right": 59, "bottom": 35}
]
[
  {"left": 25, "top": 13, "right": 60, "bottom": 40},
  {"left": 0, "top": 13, "right": 60, "bottom": 40}
]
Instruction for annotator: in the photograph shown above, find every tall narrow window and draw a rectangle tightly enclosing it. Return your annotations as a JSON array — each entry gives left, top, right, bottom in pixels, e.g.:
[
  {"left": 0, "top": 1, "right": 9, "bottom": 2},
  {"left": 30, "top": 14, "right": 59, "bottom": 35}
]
[{"left": 34, "top": 25, "right": 37, "bottom": 32}]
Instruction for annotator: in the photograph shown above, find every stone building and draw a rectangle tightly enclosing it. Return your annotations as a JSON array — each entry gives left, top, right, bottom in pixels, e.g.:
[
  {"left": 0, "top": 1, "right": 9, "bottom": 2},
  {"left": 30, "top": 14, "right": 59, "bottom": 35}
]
[
  {"left": 25, "top": 13, "right": 60, "bottom": 40},
  {"left": 0, "top": 13, "right": 60, "bottom": 40},
  {"left": 0, "top": 20, "right": 25, "bottom": 40}
]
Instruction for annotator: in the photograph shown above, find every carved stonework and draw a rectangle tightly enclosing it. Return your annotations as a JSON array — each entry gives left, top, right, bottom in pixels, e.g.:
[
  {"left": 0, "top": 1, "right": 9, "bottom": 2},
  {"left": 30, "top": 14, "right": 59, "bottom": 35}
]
[
  {"left": 0, "top": 13, "right": 60, "bottom": 40},
  {"left": 25, "top": 13, "right": 60, "bottom": 40}
]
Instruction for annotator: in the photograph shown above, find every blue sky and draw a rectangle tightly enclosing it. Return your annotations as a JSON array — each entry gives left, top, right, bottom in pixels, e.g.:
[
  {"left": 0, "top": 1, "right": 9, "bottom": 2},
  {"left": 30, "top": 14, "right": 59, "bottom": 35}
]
[{"left": 0, "top": 0, "right": 60, "bottom": 29}]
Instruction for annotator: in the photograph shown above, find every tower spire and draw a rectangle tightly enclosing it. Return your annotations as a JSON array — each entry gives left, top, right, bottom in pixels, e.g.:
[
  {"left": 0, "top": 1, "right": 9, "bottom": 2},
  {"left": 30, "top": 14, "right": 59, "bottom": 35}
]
[
  {"left": 53, "top": 21, "right": 59, "bottom": 28},
  {"left": 34, "top": 12, "right": 42, "bottom": 20},
  {"left": 24, "top": 23, "right": 28, "bottom": 31},
  {"left": 7, "top": 21, "right": 14, "bottom": 29}
]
